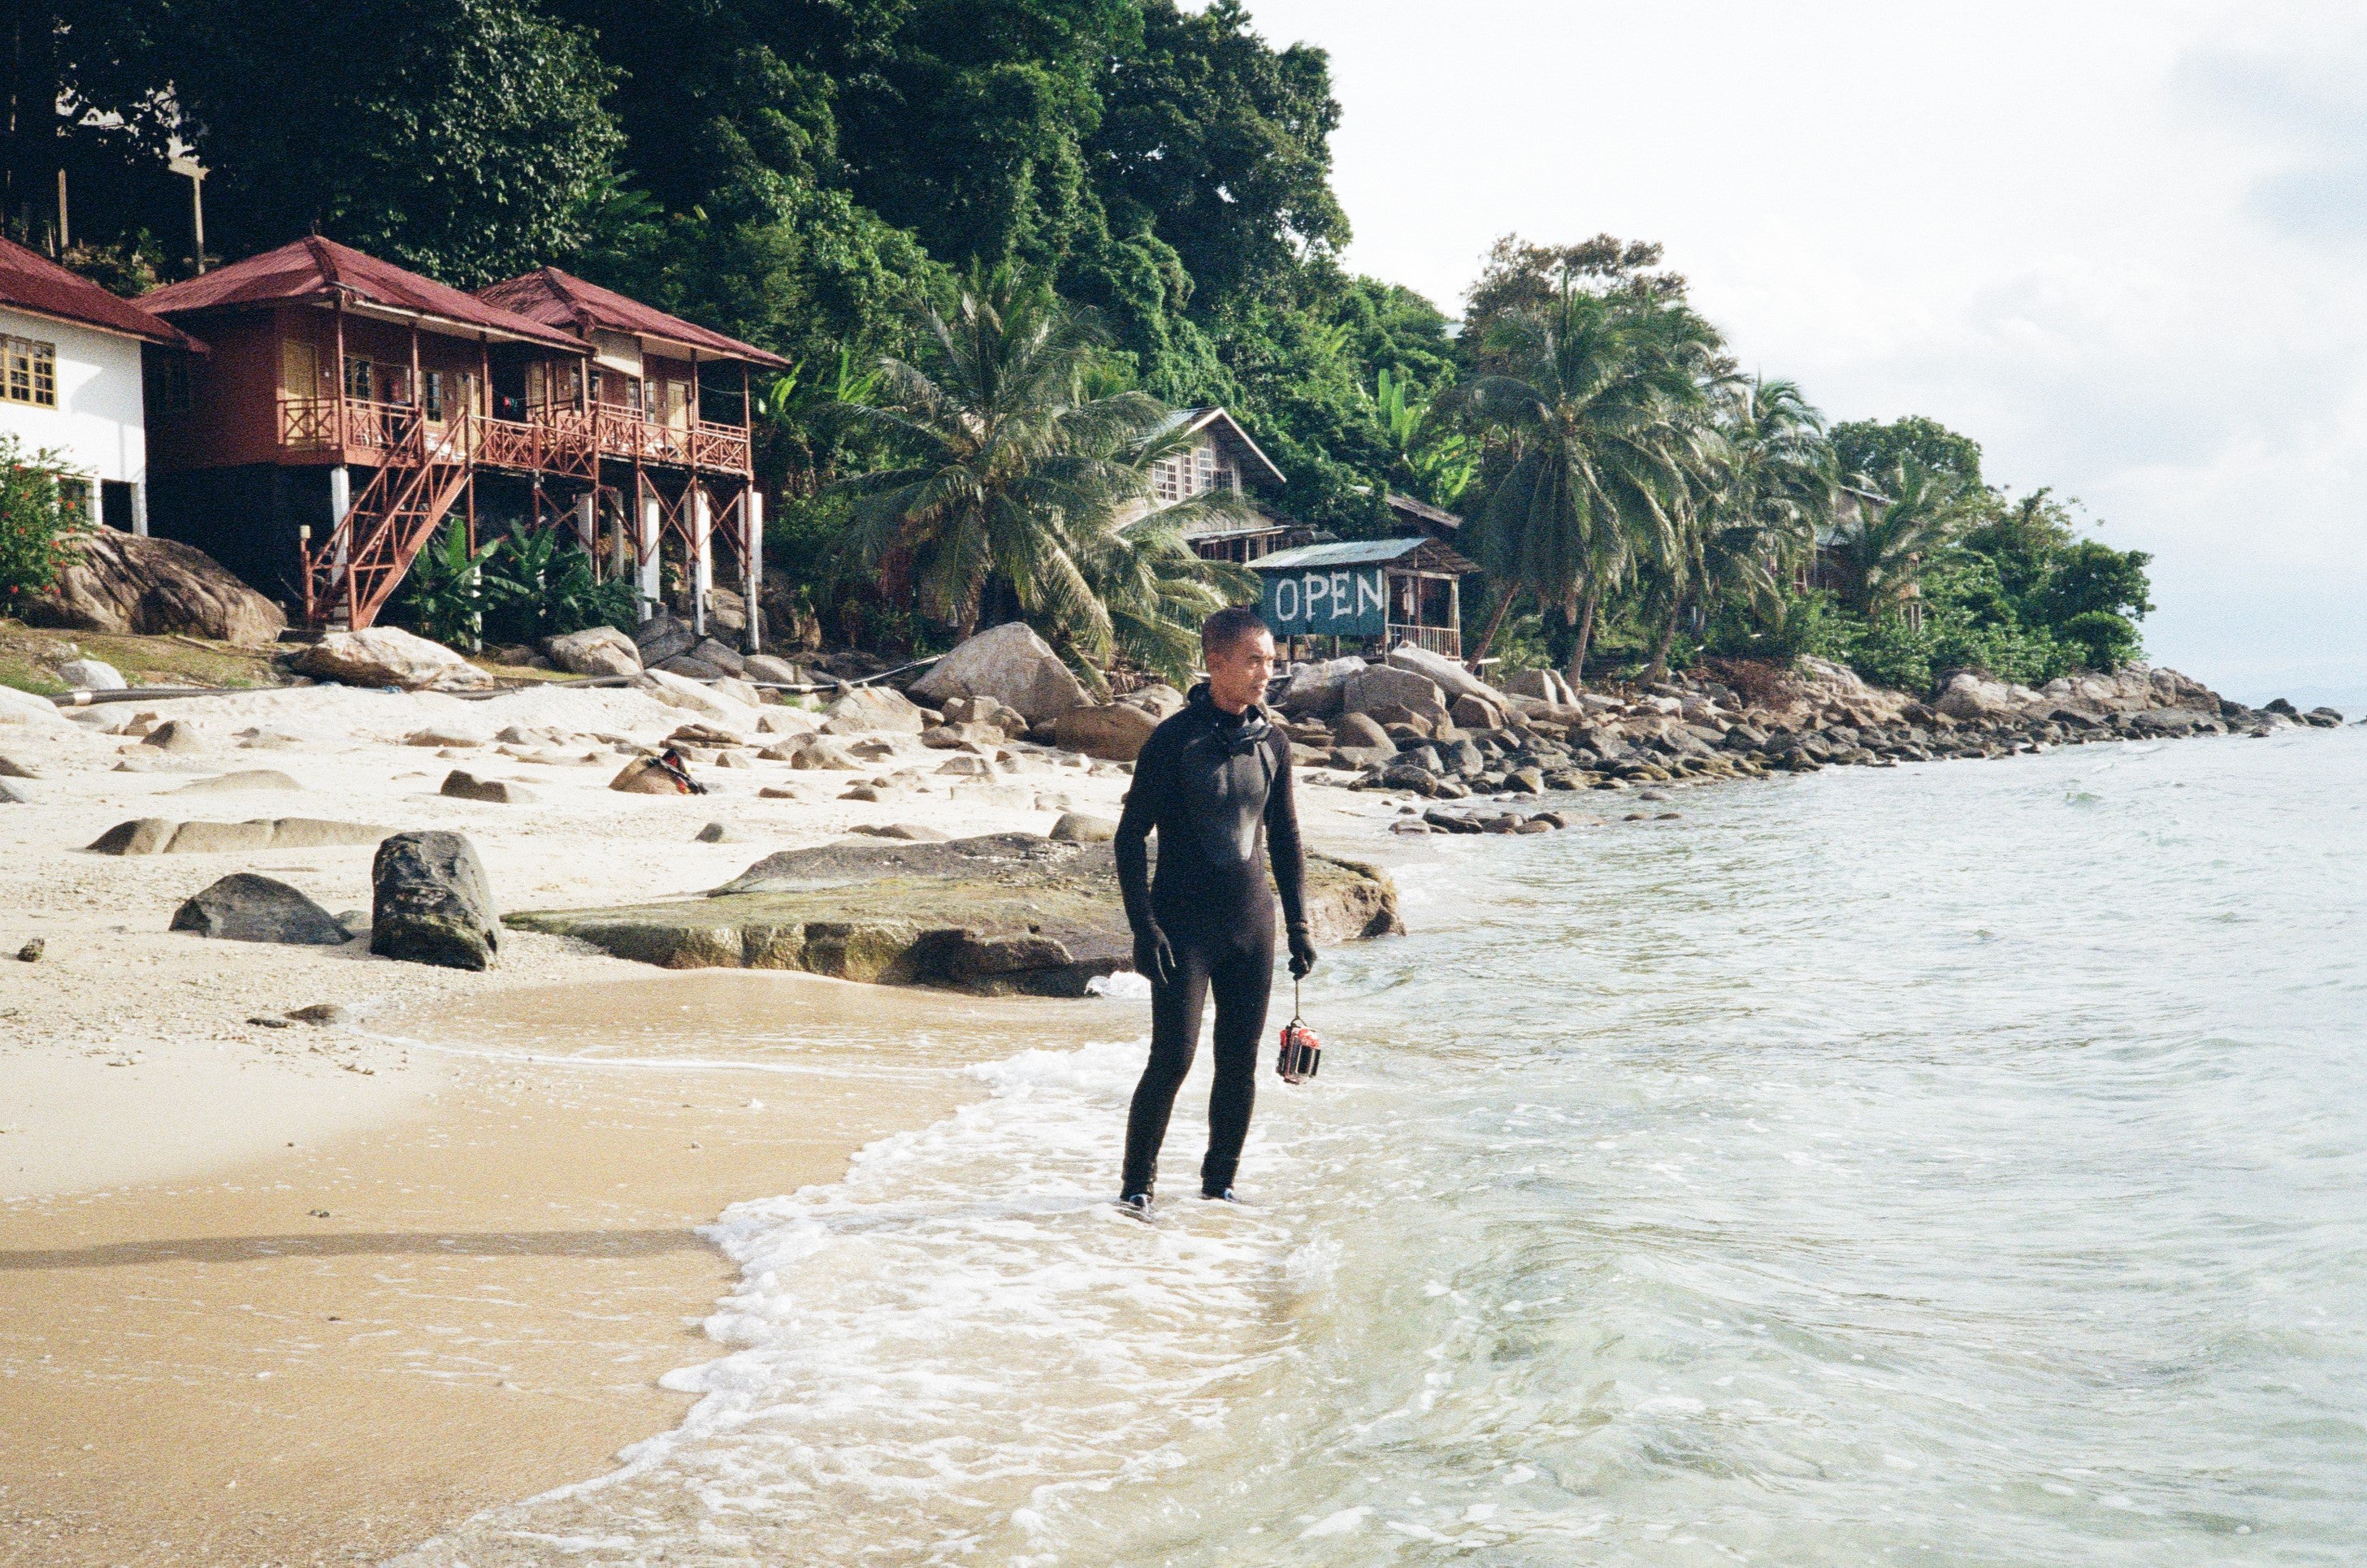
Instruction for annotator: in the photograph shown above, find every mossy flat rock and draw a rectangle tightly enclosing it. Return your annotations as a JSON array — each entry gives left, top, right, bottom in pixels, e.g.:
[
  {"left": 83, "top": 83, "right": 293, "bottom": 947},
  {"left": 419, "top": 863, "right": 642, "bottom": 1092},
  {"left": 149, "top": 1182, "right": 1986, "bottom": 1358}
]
[{"left": 505, "top": 831, "right": 1402, "bottom": 996}]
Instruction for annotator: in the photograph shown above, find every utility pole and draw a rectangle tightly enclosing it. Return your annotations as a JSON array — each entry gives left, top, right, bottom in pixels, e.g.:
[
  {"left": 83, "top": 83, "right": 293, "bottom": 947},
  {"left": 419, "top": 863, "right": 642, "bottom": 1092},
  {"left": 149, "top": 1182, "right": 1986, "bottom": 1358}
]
[{"left": 168, "top": 146, "right": 206, "bottom": 272}]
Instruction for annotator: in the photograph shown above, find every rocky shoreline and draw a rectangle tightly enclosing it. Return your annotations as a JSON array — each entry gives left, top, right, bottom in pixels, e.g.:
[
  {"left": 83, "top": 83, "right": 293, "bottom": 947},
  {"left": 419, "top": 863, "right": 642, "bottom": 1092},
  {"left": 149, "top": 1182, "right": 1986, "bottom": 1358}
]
[{"left": 1255, "top": 645, "right": 2347, "bottom": 834}]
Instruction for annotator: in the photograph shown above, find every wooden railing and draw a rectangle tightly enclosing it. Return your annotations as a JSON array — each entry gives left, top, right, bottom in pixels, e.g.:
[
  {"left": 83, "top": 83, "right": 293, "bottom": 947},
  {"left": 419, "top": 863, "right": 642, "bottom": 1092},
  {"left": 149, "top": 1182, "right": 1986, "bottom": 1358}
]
[
  {"left": 1390, "top": 623, "right": 1462, "bottom": 657},
  {"left": 476, "top": 413, "right": 596, "bottom": 479},
  {"left": 691, "top": 421, "right": 752, "bottom": 472},
  {"left": 279, "top": 396, "right": 752, "bottom": 475},
  {"left": 280, "top": 396, "right": 414, "bottom": 453}
]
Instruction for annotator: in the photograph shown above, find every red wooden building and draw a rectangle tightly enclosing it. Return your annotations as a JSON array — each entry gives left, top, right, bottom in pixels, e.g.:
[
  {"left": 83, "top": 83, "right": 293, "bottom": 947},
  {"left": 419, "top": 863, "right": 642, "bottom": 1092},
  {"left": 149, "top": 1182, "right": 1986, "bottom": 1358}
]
[{"left": 138, "top": 238, "right": 786, "bottom": 641}]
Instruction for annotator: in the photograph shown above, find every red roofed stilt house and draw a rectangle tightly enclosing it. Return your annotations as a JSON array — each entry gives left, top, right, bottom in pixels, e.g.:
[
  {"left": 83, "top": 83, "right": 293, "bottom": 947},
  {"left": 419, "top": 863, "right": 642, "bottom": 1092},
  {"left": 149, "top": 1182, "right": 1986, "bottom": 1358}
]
[
  {"left": 137, "top": 238, "right": 785, "bottom": 643},
  {"left": 476, "top": 265, "right": 788, "bottom": 643}
]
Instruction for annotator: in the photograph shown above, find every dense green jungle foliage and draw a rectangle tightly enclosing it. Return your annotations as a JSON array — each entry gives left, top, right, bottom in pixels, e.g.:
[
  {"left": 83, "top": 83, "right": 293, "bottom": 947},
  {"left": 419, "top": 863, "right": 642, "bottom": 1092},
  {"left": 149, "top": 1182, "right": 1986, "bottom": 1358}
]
[{"left": 13, "top": 0, "right": 2152, "bottom": 693}]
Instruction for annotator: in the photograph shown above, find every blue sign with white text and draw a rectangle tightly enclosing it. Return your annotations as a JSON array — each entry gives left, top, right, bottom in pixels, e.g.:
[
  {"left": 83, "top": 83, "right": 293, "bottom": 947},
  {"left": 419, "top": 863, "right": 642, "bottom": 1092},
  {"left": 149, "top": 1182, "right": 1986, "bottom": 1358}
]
[{"left": 1261, "top": 564, "right": 1388, "bottom": 638}]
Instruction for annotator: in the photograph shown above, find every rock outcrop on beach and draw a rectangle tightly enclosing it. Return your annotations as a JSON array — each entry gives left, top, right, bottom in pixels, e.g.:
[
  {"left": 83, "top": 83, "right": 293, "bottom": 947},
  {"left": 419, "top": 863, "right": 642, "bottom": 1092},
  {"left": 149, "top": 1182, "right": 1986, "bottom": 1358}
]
[
  {"left": 88, "top": 816, "right": 388, "bottom": 855},
  {"left": 544, "top": 626, "right": 642, "bottom": 678},
  {"left": 909, "top": 622, "right": 1090, "bottom": 724},
  {"left": 296, "top": 627, "right": 495, "bottom": 692},
  {"left": 505, "top": 831, "right": 1403, "bottom": 995},
  {"left": 169, "top": 873, "right": 349, "bottom": 945},
  {"left": 371, "top": 830, "right": 501, "bottom": 970},
  {"left": 22, "top": 530, "right": 288, "bottom": 648}
]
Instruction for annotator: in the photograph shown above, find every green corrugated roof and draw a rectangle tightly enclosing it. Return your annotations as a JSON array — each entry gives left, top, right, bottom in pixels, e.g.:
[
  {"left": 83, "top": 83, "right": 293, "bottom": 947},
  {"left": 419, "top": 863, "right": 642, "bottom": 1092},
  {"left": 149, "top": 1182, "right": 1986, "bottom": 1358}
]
[{"left": 1251, "top": 538, "right": 1428, "bottom": 571}]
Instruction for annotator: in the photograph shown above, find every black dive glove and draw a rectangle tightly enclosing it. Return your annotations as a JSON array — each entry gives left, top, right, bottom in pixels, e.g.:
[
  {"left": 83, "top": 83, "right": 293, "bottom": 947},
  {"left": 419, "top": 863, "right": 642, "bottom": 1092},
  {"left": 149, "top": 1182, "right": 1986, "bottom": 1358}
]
[
  {"left": 1287, "top": 927, "right": 1318, "bottom": 979},
  {"left": 1133, "top": 925, "right": 1177, "bottom": 989}
]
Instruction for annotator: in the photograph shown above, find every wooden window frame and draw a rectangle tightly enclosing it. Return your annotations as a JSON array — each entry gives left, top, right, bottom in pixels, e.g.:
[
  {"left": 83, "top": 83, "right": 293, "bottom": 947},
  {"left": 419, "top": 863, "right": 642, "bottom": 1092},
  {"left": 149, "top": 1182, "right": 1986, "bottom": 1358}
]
[{"left": 2, "top": 335, "right": 57, "bottom": 407}]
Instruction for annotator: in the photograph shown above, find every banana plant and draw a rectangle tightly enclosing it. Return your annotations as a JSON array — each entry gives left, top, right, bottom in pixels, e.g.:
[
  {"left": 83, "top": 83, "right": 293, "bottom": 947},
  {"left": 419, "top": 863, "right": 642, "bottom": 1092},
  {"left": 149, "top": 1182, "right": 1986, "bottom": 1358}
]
[
  {"left": 399, "top": 521, "right": 501, "bottom": 648},
  {"left": 1374, "top": 367, "right": 1476, "bottom": 508}
]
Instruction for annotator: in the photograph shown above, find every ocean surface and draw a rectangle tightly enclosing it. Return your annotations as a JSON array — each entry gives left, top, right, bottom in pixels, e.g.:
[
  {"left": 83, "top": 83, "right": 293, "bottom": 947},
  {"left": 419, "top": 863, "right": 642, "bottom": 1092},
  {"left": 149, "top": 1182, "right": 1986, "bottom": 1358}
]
[{"left": 402, "top": 724, "right": 2367, "bottom": 1566}]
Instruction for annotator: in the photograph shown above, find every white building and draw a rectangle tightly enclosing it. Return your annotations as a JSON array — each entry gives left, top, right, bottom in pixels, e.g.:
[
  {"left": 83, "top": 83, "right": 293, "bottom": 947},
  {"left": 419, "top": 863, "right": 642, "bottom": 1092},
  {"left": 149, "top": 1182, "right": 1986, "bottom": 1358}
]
[{"left": 0, "top": 236, "right": 198, "bottom": 534}]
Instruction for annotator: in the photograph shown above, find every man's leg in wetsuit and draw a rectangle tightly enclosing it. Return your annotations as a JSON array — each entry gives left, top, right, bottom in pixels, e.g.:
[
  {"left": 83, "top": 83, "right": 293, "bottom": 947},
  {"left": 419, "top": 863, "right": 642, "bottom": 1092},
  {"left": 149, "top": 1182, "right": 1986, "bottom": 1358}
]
[
  {"left": 1121, "top": 940, "right": 1216, "bottom": 1198},
  {"left": 1198, "top": 925, "right": 1275, "bottom": 1196}
]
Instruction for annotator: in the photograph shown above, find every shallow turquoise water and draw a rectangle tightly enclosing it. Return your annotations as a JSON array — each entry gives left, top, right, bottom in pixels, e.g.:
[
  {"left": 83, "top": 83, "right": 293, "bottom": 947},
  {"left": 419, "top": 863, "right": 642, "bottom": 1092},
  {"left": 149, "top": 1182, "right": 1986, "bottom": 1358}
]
[{"left": 405, "top": 726, "right": 2367, "bottom": 1566}]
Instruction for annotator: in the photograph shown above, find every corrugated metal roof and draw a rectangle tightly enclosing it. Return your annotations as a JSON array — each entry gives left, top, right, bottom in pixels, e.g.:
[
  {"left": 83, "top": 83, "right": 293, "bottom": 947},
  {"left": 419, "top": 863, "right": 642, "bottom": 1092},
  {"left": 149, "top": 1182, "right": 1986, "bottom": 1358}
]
[
  {"left": 476, "top": 266, "right": 790, "bottom": 369},
  {"left": 1252, "top": 538, "right": 1430, "bottom": 570},
  {"left": 0, "top": 236, "right": 199, "bottom": 349},
  {"left": 141, "top": 237, "right": 585, "bottom": 351}
]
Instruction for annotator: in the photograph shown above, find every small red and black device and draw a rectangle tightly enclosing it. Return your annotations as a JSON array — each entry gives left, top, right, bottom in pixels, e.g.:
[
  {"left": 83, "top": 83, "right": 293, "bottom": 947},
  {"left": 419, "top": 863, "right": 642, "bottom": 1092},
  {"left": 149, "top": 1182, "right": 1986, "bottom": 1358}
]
[{"left": 1276, "top": 978, "right": 1321, "bottom": 1084}]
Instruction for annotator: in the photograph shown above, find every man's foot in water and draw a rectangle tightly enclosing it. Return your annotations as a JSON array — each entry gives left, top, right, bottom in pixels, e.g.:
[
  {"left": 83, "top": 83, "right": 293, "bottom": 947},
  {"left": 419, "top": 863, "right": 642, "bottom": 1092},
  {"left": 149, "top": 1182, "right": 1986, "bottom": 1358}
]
[
  {"left": 1117, "top": 1193, "right": 1154, "bottom": 1220},
  {"left": 1201, "top": 1187, "right": 1245, "bottom": 1203}
]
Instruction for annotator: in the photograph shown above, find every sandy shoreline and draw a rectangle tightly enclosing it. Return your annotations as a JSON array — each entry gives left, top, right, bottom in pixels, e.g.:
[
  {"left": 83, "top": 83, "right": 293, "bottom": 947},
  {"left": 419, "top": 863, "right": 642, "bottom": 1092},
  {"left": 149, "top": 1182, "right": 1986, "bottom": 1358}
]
[{"left": 0, "top": 675, "right": 1413, "bottom": 1562}]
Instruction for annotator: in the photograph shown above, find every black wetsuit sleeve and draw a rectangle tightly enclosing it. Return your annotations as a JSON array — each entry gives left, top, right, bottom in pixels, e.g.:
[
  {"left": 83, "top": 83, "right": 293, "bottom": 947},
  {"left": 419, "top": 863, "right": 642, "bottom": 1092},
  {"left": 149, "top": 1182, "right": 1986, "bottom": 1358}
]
[
  {"left": 1264, "top": 730, "right": 1309, "bottom": 936},
  {"left": 1115, "top": 729, "right": 1168, "bottom": 938}
]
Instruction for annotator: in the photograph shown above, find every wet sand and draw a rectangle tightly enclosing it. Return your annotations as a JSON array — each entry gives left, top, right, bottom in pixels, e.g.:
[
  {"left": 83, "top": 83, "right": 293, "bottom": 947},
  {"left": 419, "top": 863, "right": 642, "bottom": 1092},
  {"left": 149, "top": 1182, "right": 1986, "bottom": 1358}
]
[{"left": 0, "top": 971, "right": 1127, "bottom": 1566}]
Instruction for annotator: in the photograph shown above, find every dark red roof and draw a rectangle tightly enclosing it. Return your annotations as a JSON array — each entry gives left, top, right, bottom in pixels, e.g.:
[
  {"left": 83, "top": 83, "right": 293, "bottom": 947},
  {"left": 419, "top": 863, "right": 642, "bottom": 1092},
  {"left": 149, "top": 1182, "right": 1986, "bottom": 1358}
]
[
  {"left": 0, "top": 236, "right": 200, "bottom": 349},
  {"left": 477, "top": 266, "right": 790, "bottom": 369},
  {"left": 140, "top": 236, "right": 585, "bottom": 352}
]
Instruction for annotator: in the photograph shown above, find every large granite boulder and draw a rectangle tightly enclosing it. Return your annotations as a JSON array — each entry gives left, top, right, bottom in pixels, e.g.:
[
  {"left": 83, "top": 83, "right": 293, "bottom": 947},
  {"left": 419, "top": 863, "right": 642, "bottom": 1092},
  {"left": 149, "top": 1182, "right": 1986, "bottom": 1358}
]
[
  {"left": 24, "top": 529, "right": 288, "bottom": 647},
  {"left": 635, "top": 668, "right": 757, "bottom": 726},
  {"left": 1935, "top": 671, "right": 2018, "bottom": 723},
  {"left": 507, "top": 832, "right": 1402, "bottom": 996},
  {"left": 297, "top": 627, "right": 492, "bottom": 691},
  {"left": 170, "top": 873, "right": 349, "bottom": 945},
  {"left": 821, "top": 685, "right": 928, "bottom": 734},
  {"left": 544, "top": 626, "right": 641, "bottom": 678},
  {"left": 909, "top": 622, "right": 1091, "bottom": 724},
  {"left": 1332, "top": 711, "right": 1393, "bottom": 751},
  {"left": 1386, "top": 643, "right": 1506, "bottom": 708},
  {"left": 371, "top": 830, "right": 499, "bottom": 970},
  {"left": 1051, "top": 702, "right": 1160, "bottom": 761},
  {"left": 1271, "top": 657, "right": 1367, "bottom": 720},
  {"left": 1502, "top": 666, "right": 1578, "bottom": 704},
  {"left": 1345, "top": 664, "right": 1446, "bottom": 718},
  {"left": 57, "top": 657, "right": 126, "bottom": 691}
]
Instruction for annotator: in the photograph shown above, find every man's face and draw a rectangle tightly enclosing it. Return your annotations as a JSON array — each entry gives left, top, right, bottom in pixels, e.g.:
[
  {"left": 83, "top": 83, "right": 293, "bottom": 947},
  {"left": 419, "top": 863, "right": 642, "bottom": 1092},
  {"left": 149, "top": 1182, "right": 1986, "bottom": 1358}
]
[{"left": 1206, "top": 627, "right": 1277, "bottom": 713}]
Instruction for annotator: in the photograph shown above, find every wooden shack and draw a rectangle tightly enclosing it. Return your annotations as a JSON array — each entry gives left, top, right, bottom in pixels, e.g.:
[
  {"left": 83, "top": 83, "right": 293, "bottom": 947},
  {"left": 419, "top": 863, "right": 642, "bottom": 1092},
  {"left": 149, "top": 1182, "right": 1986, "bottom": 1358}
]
[
  {"left": 1132, "top": 406, "right": 1307, "bottom": 563},
  {"left": 1251, "top": 535, "right": 1476, "bottom": 660}
]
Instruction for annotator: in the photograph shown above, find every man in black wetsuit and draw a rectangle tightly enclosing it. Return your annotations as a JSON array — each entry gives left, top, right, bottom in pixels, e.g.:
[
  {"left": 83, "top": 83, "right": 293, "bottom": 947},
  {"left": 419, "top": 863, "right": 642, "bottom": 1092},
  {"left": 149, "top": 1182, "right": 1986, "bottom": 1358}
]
[{"left": 1114, "top": 605, "right": 1316, "bottom": 1214}]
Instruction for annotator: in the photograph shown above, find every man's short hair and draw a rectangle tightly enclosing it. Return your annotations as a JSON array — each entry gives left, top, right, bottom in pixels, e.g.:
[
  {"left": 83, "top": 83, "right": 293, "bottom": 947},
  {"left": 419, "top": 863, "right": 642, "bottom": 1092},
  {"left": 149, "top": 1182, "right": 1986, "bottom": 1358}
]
[{"left": 1201, "top": 604, "right": 1272, "bottom": 661}]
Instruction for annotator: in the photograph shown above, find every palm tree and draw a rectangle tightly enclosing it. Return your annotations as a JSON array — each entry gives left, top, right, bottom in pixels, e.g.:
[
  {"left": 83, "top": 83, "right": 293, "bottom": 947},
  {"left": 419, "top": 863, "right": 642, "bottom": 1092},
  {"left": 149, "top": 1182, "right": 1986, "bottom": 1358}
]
[
  {"left": 1452, "top": 286, "right": 1719, "bottom": 685},
  {"left": 1641, "top": 376, "right": 1832, "bottom": 679},
  {"left": 839, "top": 269, "right": 1251, "bottom": 683},
  {"left": 1827, "top": 453, "right": 1975, "bottom": 622}
]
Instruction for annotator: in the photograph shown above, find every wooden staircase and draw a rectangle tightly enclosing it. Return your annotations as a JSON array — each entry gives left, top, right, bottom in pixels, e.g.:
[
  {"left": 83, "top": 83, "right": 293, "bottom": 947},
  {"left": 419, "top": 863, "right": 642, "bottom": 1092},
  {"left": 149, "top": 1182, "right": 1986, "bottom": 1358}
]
[{"left": 305, "top": 414, "right": 471, "bottom": 630}]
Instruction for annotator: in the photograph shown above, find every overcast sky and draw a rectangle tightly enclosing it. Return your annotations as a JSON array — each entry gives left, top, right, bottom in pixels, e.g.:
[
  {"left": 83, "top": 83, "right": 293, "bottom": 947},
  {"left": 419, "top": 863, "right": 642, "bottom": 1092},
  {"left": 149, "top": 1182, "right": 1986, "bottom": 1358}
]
[{"left": 1240, "top": 0, "right": 2364, "bottom": 703}]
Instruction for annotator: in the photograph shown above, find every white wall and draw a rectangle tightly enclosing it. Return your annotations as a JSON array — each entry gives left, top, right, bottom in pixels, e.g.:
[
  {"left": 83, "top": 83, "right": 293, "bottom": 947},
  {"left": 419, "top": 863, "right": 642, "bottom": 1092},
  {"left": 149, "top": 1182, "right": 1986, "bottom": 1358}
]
[{"left": 0, "top": 307, "right": 147, "bottom": 497}]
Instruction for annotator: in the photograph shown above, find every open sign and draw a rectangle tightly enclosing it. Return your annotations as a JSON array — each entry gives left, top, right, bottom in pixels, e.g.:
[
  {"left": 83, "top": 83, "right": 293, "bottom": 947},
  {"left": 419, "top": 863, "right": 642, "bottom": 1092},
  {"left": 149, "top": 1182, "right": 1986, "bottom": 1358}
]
[{"left": 1262, "top": 565, "right": 1387, "bottom": 637}]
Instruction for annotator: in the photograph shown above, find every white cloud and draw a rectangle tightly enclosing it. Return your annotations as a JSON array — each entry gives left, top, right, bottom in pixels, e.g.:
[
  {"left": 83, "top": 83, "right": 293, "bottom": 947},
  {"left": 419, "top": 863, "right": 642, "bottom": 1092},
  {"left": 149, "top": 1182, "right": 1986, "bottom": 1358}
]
[{"left": 1236, "top": 0, "right": 2367, "bottom": 702}]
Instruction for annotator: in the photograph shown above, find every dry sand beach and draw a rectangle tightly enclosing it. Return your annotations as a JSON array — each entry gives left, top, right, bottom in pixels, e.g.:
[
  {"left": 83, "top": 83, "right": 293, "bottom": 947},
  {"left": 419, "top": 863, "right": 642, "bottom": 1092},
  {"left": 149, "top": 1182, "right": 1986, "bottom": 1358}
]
[{"left": 0, "top": 673, "right": 1402, "bottom": 1565}]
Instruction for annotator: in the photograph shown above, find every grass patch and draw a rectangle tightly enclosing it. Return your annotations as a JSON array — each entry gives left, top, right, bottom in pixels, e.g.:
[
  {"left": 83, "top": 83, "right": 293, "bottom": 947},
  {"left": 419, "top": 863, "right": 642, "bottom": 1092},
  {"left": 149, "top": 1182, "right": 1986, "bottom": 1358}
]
[{"left": 0, "top": 619, "right": 287, "bottom": 696}]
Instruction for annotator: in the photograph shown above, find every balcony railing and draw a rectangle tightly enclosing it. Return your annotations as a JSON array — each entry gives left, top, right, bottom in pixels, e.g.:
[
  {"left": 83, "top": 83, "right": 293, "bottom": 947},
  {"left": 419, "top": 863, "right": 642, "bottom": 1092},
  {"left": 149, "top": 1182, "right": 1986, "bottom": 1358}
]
[
  {"left": 276, "top": 396, "right": 750, "bottom": 475},
  {"left": 587, "top": 411, "right": 753, "bottom": 473},
  {"left": 279, "top": 396, "right": 413, "bottom": 453},
  {"left": 477, "top": 412, "right": 596, "bottom": 478},
  {"left": 1389, "top": 623, "right": 1462, "bottom": 658}
]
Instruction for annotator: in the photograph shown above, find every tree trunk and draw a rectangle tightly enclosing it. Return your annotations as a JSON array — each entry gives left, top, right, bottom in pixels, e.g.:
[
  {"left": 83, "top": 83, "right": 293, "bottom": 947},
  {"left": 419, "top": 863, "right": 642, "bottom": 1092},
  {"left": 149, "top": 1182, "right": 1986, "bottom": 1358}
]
[
  {"left": 1467, "top": 584, "right": 1520, "bottom": 667},
  {"left": 1646, "top": 590, "right": 1684, "bottom": 683},
  {"left": 1563, "top": 579, "right": 1599, "bottom": 689}
]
